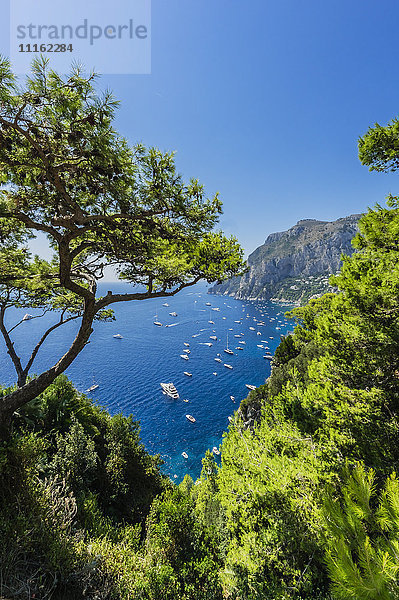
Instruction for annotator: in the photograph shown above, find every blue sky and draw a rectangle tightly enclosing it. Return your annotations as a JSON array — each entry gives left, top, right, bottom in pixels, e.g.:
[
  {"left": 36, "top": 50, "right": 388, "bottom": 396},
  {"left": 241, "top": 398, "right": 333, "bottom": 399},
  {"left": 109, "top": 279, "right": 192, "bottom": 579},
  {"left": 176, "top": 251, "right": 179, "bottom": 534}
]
[{"left": 2, "top": 0, "right": 399, "bottom": 261}]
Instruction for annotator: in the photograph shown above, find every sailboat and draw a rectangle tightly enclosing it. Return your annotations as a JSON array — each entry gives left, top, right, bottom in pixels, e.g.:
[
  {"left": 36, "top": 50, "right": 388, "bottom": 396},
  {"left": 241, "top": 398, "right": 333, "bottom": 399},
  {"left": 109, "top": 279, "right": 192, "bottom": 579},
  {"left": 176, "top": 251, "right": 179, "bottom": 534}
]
[
  {"left": 153, "top": 312, "right": 162, "bottom": 326},
  {"left": 224, "top": 332, "right": 234, "bottom": 355}
]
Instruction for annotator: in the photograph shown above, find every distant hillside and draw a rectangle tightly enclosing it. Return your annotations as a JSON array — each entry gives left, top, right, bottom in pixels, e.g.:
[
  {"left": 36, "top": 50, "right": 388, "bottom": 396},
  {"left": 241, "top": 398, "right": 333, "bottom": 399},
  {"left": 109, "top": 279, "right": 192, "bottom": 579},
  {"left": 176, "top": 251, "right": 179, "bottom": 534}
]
[{"left": 209, "top": 214, "right": 361, "bottom": 304}]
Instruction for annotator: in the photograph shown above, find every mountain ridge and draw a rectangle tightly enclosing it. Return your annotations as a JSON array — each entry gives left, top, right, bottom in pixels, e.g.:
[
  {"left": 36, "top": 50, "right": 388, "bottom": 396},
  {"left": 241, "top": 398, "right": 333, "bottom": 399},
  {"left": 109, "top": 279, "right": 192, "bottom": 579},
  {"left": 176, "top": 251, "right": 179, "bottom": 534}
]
[{"left": 209, "top": 214, "right": 361, "bottom": 304}]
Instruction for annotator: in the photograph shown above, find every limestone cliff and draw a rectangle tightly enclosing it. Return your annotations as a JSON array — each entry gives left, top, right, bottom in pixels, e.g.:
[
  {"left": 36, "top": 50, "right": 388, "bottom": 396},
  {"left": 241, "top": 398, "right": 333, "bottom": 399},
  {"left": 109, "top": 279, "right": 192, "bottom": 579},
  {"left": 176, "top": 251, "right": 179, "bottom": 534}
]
[{"left": 209, "top": 214, "right": 361, "bottom": 304}]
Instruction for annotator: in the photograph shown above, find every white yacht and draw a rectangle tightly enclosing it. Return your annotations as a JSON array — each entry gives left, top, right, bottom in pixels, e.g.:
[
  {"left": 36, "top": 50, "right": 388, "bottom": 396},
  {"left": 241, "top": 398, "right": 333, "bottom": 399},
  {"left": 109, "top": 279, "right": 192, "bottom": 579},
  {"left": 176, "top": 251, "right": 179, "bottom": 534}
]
[
  {"left": 160, "top": 383, "right": 180, "bottom": 399},
  {"left": 212, "top": 447, "right": 220, "bottom": 455},
  {"left": 249, "top": 326, "right": 255, "bottom": 331},
  {"left": 169, "top": 312, "right": 178, "bottom": 317},
  {"left": 264, "top": 355, "right": 273, "bottom": 360},
  {"left": 182, "top": 452, "right": 188, "bottom": 459},
  {"left": 246, "top": 384, "right": 256, "bottom": 391},
  {"left": 180, "top": 354, "right": 189, "bottom": 360},
  {"left": 183, "top": 371, "right": 192, "bottom": 377},
  {"left": 214, "top": 357, "right": 222, "bottom": 363},
  {"left": 210, "top": 335, "right": 217, "bottom": 340},
  {"left": 186, "top": 414, "right": 196, "bottom": 423},
  {"left": 153, "top": 317, "right": 162, "bottom": 326},
  {"left": 85, "top": 384, "right": 99, "bottom": 393},
  {"left": 183, "top": 342, "right": 190, "bottom": 346},
  {"left": 22, "top": 313, "right": 34, "bottom": 321},
  {"left": 113, "top": 333, "right": 123, "bottom": 339},
  {"left": 205, "top": 302, "right": 211, "bottom": 306},
  {"left": 163, "top": 303, "right": 169, "bottom": 307},
  {"left": 224, "top": 333, "right": 234, "bottom": 355},
  {"left": 224, "top": 363, "right": 233, "bottom": 369}
]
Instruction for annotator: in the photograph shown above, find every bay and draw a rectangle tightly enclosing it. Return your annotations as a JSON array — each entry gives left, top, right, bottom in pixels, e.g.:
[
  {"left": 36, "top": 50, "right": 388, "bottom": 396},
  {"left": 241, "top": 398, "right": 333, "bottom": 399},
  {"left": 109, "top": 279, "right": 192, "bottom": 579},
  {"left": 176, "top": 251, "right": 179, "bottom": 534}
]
[{"left": 0, "top": 282, "right": 294, "bottom": 483}]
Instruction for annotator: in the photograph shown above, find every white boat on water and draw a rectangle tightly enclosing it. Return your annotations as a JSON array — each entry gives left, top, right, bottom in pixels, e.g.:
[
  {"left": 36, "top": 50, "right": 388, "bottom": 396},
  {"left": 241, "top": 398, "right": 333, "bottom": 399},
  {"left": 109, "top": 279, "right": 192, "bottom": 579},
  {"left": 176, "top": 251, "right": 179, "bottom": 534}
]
[
  {"left": 205, "top": 302, "right": 211, "bottom": 306},
  {"left": 183, "top": 342, "right": 190, "bottom": 346},
  {"left": 210, "top": 335, "right": 217, "bottom": 340},
  {"left": 113, "top": 333, "right": 123, "bottom": 339},
  {"left": 213, "top": 372, "right": 217, "bottom": 376},
  {"left": 154, "top": 319, "right": 162, "bottom": 326},
  {"left": 180, "top": 354, "right": 189, "bottom": 360},
  {"left": 192, "top": 333, "right": 200, "bottom": 338},
  {"left": 186, "top": 414, "right": 196, "bottom": 423},
  {"left": 200, "top": 342, "right": 213, "bottom": 347},
  {"left": 22, "top": 313, "right": 34, "bottom": 321},
  {"left": 230, "top": 395, "right": 235, "bottom": 402},
  {"left": 212, "top": 446, "right": 220, "bottom": 455},
  {"left": 236, "top": 346, "right": 244, "bottom": 350},
  {"left": 224, "top": 363, "right": 233, "bottom": 369},
  {"left": 246, "top": 384, "right": 256, "bottom": 391},
  {"left": 169, "top": 312, "right": 178, "bottom": 317},
  {"left": 184, "top": 371, "right": 192, "bottom": 377},
  {"left": 160, "top": 382, "right": 180, "bottom": 399},
  {"left": 224, "top": 333, "right": 234, "bottom": 355},
  {"left": 249, "top": 326, "right": 255, "bottom": 331},
  {"left": 214, "top": 357, "right": 222, "bottom": 363},
  {"left": 85, "top": 384, "right": 99, "bottom": 393},
  {"left": 182, "top": 452, "right": 188, "bottom": 459},
  {"left": 163, "top": 303, "right": 169, "bottom": 307},
  {"left": 264, "top": 355, "right": 273, "bottom": 360}
]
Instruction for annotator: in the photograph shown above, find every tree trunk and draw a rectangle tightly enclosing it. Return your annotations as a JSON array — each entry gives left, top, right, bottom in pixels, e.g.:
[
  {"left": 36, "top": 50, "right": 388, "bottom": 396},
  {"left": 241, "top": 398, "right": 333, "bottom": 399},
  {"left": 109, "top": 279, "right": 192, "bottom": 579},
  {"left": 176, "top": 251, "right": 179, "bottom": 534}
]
[{"left": 0, "top": 307, "right": 95, "bottom": 439}]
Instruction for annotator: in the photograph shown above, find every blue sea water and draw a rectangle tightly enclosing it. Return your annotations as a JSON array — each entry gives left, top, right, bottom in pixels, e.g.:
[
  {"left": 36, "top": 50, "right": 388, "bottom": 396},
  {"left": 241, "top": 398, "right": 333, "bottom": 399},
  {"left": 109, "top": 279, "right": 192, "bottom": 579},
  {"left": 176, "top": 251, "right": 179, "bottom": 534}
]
[{"left": 0, "top": 282, "right": 294, "bottom": 483}]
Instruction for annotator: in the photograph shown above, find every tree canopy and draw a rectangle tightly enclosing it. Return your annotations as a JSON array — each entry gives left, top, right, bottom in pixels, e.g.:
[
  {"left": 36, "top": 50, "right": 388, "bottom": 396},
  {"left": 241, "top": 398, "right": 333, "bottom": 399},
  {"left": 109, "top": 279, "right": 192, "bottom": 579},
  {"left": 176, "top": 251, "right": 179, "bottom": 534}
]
[{"left": 0, "top": 56, "right": 245, "bottom": 432}]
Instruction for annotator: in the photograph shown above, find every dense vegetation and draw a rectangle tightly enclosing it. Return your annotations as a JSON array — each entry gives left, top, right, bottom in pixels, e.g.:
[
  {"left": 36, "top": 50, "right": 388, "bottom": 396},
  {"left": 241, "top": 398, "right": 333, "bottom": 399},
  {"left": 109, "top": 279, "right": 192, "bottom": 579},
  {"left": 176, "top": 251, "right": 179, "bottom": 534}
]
[{"left": 1, "top": 77, "right": 399, "bottom": 597}]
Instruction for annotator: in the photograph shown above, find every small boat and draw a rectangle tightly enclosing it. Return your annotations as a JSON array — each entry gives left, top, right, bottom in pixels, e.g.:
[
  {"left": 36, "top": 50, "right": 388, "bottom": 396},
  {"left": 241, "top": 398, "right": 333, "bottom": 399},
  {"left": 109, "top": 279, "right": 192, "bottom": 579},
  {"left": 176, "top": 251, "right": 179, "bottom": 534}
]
[
  {"left": 208, "top": 320, "right": 215, "bottom": 324},
  {"left": 163, "top": 303, "right": 169, "bottom": 307},
  {"left": 182, "top": 452, "right": 188, "bottom": 459},
  {"left": 230, "top": 395, "right": 235, "bottom": 402},
  {"left": 224, "top": 364, "right": 233, "bottom": 369},
  {"left": 224, "top": 333, "right": 234, "bottom": 355},
  {"left": 246, "top": 384, "right": 256, "bottom": 391},
  {"left": 192, "top": 333, "right": 200, "bottom": 338},
  {"left": 180, "top": 354, "right": 189, "bottom": 360},
  {"left": 239, "top": 340, "right": 246, "bottom": 345},
  {"left": 154, "top": 320, "right": 162, "bottom": 326},
  {"left": 228, "top": 416, "right": 233, "bottom": 423},
  {"left": 234, "top": 334, "right": 241, "bottom": 338},
  {"left": 169, "top": 312, "right": 178, "bottom": 316},
  {"left": 160, "top": 382, "right": 180, "bottom": 399},
  {"left": 184, "top": 371, "right": 192, "bottom": 377},
  {"left": 205, "top": 302, "right": 211, "bottom": 306},
  {"left": 212, "top": 307, "right": 220, "bottom": 311},
  {"left": 22, "top": 313, "right": 34, "bottom": 321},
  {"left": 235, "top": 346, "right": 244, "bottom": 350},
  {"left": 212, "top": 446, "right": 220, "bottom": 455},
  {"left": 113, "top": 333, "right": 123, "bottom": 339},
  {"left": 210, "top": 335, "right": 217, "bottom": 340},
  {"left": 183, "top": 342, "right": 190, "bottom": 346},
  {"left": 264, "top": 355, "right": 273, "bottom": 360},
  {"left": 214, "top": 357, "right": 222, "bottom": 363},
  {"left": 186, "top": 414, "right": 196, "bottom": 423},
  {"left": 234, "top": 320, "right": 241, "bottom": 323},
  {"left": 85, "top": 384, "right": 99, "bottom": 393},
  {"left": 257, "top": 332, "right": 261, "bottom": 335},
  {"left": 213, "top": 372, "right": 217, "bottom": 376},
  {"left": 249, "top": 327, "right": 255, "bottom": 331},
  {"left": 183, "top": 398, "right": 189, "bottom": 403},
  {"left": 257, "top": 344, "right": 264, "bottom": 348},
  {"left": 182, "top": 349, "right": 191, "bottom": 354}
]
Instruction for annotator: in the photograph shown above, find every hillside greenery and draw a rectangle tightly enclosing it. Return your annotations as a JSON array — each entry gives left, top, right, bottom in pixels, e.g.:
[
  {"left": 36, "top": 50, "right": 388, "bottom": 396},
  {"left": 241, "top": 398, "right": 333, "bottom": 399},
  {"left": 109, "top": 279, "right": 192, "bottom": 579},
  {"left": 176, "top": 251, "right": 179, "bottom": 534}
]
[{"left": 1, "top": 100, "right": 399, "bottom": 597}]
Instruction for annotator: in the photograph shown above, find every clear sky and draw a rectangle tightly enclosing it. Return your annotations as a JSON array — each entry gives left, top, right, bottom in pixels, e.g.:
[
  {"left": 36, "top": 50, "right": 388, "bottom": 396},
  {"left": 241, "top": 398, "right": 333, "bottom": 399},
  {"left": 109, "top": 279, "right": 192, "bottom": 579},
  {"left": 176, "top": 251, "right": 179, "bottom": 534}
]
[{"left": 2, "top": 0, "right": 399, "bottom": 262}]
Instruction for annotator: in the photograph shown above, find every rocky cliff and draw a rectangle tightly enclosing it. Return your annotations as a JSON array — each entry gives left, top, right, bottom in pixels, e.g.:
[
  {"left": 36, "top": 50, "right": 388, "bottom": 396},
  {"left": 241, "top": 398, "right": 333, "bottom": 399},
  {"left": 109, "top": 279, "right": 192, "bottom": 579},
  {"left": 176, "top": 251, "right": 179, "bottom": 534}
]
[{"left": 209, "top": 214, "right": 361, "bottom": 304}]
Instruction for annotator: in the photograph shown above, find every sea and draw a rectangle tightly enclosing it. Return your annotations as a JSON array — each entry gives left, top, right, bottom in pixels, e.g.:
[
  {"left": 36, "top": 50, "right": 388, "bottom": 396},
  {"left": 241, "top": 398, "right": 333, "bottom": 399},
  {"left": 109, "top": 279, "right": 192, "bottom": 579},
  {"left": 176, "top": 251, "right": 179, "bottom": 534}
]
[{"left": 0, "top": 282, "right": 294, "bottom": 483}]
